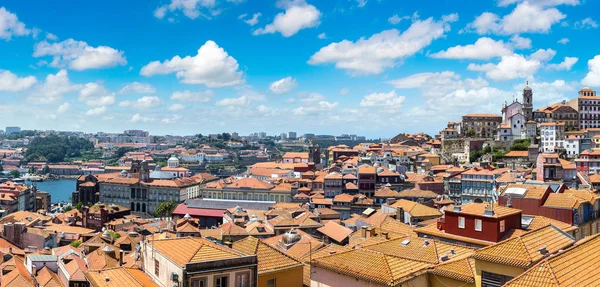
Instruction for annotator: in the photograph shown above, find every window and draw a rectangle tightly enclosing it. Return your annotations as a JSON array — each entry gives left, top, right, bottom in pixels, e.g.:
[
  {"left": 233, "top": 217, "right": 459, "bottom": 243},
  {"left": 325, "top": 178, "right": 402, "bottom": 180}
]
[
  {"left": 500, "top": 220, "right": 506, "bottom": 232},
  {"left": 475, "top": 219, "right": 482, "bottom": 231},
  {"left": 191, "top": 278, "right": 207, "bottom": 287},
  {"left": 458, "top": 217, "right": 465, "bottom": 229},
  {"left": 236, "top": 272, "right": 251, "bottom": 287},
  {"left": 154, "top": 259, "right": 159, "bottom": 276},
  {"left": 267, "top": 278, "right": 276, "bottom": 287},
  {"left": 482, "top": 271, "right": 513, "bottom": 287},
  {"left": 215, "top": 276, "right": 229, "bottom": 287}
]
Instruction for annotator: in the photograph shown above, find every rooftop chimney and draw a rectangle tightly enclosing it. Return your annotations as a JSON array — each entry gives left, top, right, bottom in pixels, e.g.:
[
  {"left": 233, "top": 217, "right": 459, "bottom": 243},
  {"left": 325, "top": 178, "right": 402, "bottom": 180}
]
[{"left": 538, "top": 246, "right": 548, "bottom": 256}]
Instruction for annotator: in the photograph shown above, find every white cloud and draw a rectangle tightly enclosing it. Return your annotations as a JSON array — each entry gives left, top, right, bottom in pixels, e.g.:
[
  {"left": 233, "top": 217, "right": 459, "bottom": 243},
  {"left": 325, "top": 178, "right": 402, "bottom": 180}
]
[
  {"left": 162, "top": 115, "right": 182, "bottom": 124},
  {"left": 29, "top": 70, "right": 81, "bottom": 104},
  {"left": 547, "top": 57, "right": 578, "bottom": 70},
  {"left": 388, "top": 14, "right": 409, "bottom": 25},
  {"left": 300, "top": 92, "right": 325, "bottom": 102},
  {"left": 557, "top": 37, "right": 569, "bottom": 44},
  {"left": 388, "top": 71, "right": 489, "bottom": 99},
  {"left": 522, "top": 80, "right": 578, "bottom": 104},
  {"left": 154, "top": 0, "right": 217, "bottom": 20},
  {"left": 355, "top": 0, "right": 368, "bottom": 7},
  {"left": 170, "top": 90, "right": 214, "bottom": 102},
  {"left": 0, "top": 7, "right": 31, "bottom": 40},
  {"left": 168, "top": 103, "right": 186, "bottom": 111},
  {"left": 309, "top": 15, "right": 457, "bottom": 75},
  {"left": 79, "top": 83, "right": 116, "bottom": 107},
  {"left": 253, "top": 0, "right": 321, "bottom": 37},
  {"left": 360, "top": 90, "right": 405, "bottom": 110},
  {"left": 57, "top": 102, "right": 70, "bottom": 114},
  {"left": 118, "top": 82, "right": 157, "bottom": 94},
  {"left": 468, "top": 54, "right": 541, "bottom": 81},
  {"left": 582, "top": 55, "right": 600, "bottom": 87},
  {"left": 86, "top": 106, "right": 107, "bottom": 116},
  {"left": 529, "top": 48, "right": 556, "bottom": 62},
  {"left": 317, "top": 33, "right": 326, "bottom": 39},
  {"left": 140, "top": 40, "right": 243, "bottom": 88},
  {"left": 498, "top": 0, "right": 579, "bottom": 6},
  {"left": 293, "top": 101, "right": 338, "bottom": 116},
  {"left": 241, "top": 12, "right": 261, "bottom": 26},
  {"left": 510, "top": 35, "right": 532, "bottom": 49},
  {"left": 119, "top": 96, "right": 161, "bottom": 109},
  {"left": 574, "top": 17, "right": 598, "bottom": 29},
  {"left": 215, "top": 95, "right": 251, "bottom": 106},
  {"left": 130, "top": 113, "right": 155, "bottom": 123},
  {"left": 464, "top": 2, "right": 565, "bottom": 35},
  {"left": 0, "top": 70, "right": 37, "bottom": 91},
  {"left": 269, "top": 77, "right": 298, "bottom": 94},
  {"left": 339, "top": 88, "right": 349, "bottom": 95},
  {"left": 46, "top": 32, "right": 58, "bottom": 41},
  {"left": 430, "top": 37, "right": 513, "bottom": 60},
  {"left": 33, "top": 39, "right": 127, "bottom": 70}
]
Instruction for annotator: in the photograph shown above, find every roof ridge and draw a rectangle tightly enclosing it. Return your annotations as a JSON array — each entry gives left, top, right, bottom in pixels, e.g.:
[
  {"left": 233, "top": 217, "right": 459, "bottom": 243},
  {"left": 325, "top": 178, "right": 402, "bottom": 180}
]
[
  {"left": 123, "top": 267, "right": 145, "bottom": 287},
  {"left": 516, "top": 236, "right": 534, "bottom": 265},
  {"left": 380, "top": 253, "right": 397, "bottom": 286}
]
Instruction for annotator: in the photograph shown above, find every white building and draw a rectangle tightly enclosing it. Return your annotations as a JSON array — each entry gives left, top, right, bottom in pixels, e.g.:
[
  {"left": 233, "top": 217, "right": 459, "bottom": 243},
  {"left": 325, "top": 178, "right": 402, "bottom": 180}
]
[
  {"left": 540, "top": 122, "right": 565, "bottom": 153},
  {"left": 563, "top": 136, "right": 580, "bottom": 158}
]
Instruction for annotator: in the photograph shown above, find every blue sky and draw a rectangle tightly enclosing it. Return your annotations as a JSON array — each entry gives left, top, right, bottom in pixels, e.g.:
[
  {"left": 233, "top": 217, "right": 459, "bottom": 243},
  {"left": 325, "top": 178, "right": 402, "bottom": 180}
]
[{"left": 1, "top": 0, "right": 600, "bottom": 138}]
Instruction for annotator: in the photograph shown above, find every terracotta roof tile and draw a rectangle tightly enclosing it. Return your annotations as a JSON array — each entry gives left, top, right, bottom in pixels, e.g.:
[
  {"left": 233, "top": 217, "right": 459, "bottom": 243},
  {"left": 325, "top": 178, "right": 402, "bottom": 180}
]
[
  {"left": 232, "top": 236, "right": 302, "bottom": 274},
  {"left": 150, "top": 237, "right": 245, "bottom": 267},
  {"left": 317, "top": 221, "right": 353, "bottom": 243}
]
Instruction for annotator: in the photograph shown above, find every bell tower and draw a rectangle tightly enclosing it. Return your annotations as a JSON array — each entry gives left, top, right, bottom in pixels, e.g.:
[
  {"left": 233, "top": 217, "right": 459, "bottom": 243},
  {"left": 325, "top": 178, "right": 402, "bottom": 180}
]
[{"left": 522, "top": 81, "right": 533, "bottom": 121}]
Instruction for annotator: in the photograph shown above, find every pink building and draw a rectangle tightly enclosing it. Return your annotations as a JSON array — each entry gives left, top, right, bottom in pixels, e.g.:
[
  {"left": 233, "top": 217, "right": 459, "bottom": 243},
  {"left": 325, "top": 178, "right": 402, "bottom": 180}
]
[{"left": 282, "top": 152, "right": 309, "bottom": 164}]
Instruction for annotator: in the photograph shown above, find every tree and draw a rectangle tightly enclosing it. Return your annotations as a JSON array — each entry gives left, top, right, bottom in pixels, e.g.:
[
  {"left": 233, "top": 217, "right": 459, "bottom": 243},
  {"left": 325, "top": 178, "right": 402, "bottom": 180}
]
[
  {"left": 70, "top": 239, "right": 82, "bottom": 248},
  {"left": 75, "top": 202, "right": 84, "bottom": 212},
  {"left": 466, "top": 128, "right": 476, "bottom": 138},
  {"left": 222, "top": 133, "right": 231, "bottom": 142},
  {"left": 0, "top": 164, "right": 3, "bottom": 172},
  {"left": 155, "top": 200, "right": 177, "bottom": 217},
  {"left": 9, "top": 170, "right": 20, "bottom": 178},
  {"left": 109, "top": 231, "right": 121, "bottom": 240},
  {"left": 64, "top": 206, "right": 73, "bottom": 212}
]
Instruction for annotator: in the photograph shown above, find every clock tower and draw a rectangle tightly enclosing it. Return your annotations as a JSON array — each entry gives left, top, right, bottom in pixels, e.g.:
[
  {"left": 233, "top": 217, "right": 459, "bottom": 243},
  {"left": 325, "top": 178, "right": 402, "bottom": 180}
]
[{"left": 522, "top": 81, "right": 533, "bottom": 122}]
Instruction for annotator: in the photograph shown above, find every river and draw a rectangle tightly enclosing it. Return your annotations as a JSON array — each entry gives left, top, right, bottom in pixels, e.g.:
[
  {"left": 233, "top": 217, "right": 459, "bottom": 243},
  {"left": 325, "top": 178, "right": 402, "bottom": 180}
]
[{"left": 28, "top": 179, "right": 76, "bottom": 204}]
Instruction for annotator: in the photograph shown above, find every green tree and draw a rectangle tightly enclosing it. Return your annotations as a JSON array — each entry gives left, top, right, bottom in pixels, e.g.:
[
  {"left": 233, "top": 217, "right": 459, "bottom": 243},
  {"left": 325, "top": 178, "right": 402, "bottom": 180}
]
[
  {"left": 155, "top": 200, "right": 177, "bottom": 217},
  {"left": 9, "top": 170, "right": 20, "bottom": 178},
  {"left": 75, "top": 202, "right": 84, "bottom": 212},
  {"left": 64, "top": 206, "right": 73, "bottom": 212},
  {"left": 109, "top": 231, "right": 121, "bottom": 240},
  {"left": 466, "top": 128, "right": 476, "bottom": 138},
  {"left": 70, "top": 239, "right": 82, "bottom": 248},
  {"left": 222, "top": 133, "right": 231, "bottom": 142}
]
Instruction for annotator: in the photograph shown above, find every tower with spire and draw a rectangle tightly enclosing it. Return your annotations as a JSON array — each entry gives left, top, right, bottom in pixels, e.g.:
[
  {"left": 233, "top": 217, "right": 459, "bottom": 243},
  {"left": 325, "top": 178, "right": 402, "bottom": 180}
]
[{"left": 522, "top": 81, "right": 533, "bottom": 122}]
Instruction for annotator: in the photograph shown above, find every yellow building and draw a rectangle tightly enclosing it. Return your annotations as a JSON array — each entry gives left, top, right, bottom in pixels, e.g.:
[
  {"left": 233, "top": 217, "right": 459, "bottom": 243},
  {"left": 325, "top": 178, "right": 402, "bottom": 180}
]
[
  {"left": 472, "top": 225, "right": 575, "bottom": 287},
  {"left": 428, "top": 257, "right": 476, "bottom": 287},
  {"left": 233, "top": 236, "right": 304, "bottom": 287}
]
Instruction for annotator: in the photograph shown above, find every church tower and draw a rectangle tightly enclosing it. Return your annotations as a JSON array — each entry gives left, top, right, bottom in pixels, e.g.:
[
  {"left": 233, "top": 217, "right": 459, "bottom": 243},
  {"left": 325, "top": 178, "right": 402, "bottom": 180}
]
[
  {"left": 522, "top": 81, "right": 533, "bottom": 121},
  {"left": 308, "top": 142, "right": 321, "bottom": 166}
]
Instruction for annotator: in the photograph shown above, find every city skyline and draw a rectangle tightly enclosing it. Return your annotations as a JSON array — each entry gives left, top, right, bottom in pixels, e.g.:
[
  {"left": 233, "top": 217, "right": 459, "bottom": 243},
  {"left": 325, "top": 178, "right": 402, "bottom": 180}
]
[{"left": 2, "top": 0, "right": 600, "bottom": 137}]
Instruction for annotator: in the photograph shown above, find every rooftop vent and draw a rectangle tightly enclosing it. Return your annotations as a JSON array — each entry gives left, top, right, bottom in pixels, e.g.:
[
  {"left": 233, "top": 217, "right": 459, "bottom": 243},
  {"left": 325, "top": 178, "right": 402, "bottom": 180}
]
[
  {"left": 538, "top": 246, "right": 548, "bottom": 255},
  {"left": 440, "top": 255, "right": 449, "bottom": 262},
  {"left": 400, "top": 239, "right": 411, "bottom": 246},
  {"left": 453, "top": 206, "right": 461, "bottom": 212},
  {"left": 483, "top": 209, "right": 495, "bottom": 217}
]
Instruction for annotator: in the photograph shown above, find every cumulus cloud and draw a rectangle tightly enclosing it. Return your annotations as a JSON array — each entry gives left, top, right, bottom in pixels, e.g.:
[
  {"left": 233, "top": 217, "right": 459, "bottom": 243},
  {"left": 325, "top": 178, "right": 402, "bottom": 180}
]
[
  {"left": 339, "top": 88, "right": 349, "bottom": 96},
  {"left": 118, "top": 82, "right": 156, "bottom": 94},
  {"left": 388, "top": 71, "right": 488, "bottom": 98},
  {"left": 557, "top": 38, "right": 569, "bottom": 44},
  {"left": 498, "top": 0, "right": 579, "bottom": 6},
  {"left": 360, "top": 90, "right": 405, "bottom": 110},
  {"left": 86, "top": 106, "right": 107, "bottom": 116},
  {"left": 130, "top": 113, "right": 155, "bottom": 123},
  {"left": 309, "top": 15, "right": 457, "bottom": 75},
  {"left": 240, "top": 12, "right": 261, "bottom": 26},
  {"left": 582, "top": 55, "right": 600, "bottom": 87},
  {"left": 57, "top": 102, "right": 70, "bottom": 114},
  {"left": 269, "top": 77, "right": 298, "bottom": 94},
  {"left": 29, "top": 70, "right": 81, "bottom": 104},
  {"left": 168, "top": 103, "right": 186, "bottom": 111},
  {"left": 253, "top": 0, "right": 321, "bottom": 37},
  {"left": 510, "top": 35, "right": 532, "bottom": 49},
  {"left": 430, "top": 37, "right": 513, "bottom": 60},
  {"left": 119, "top": 96, "right": 161, "bottom": 109},
  {"left": 140, "top": 40, "right": 243, "bottom": 88},
  {"left": 154, "top": 0, "right": 218, "bottom": 20},
  {"left": 78, "top": 83, "right": 116, "bottom": 107},
  {"left": 293, "top": 101, "right": 338, "bottom": 116},
  {"left": 33, "top": 39, "right": 127, "bottom": 70},
  {"left": 0, "top": 70, "right": 37, "bottom": 92},
  {"left": 300, "top": 92, "right": 325, "bottom": 102},
  {"left": 547, "top": 57, "right": 578, "bottom": 71},
  {"left": 170, "top": 90, "right": 214, "bottom": 102},
  {"left": 520, "top": 80, "right": 578, "bottom": 104},
  {"left": 161, "top": 115, "right": 182, "bottom": 124},
  {"left": 574, "top": 17, "right": 598, "bottom": 29},
  {"left": 388, "top": 14, "right": 409, "bottom": 25},
  {"left": 317, "top": 33, "right": 326, "bottom": 39},
  {"left": 468, "top": 54, "right": 541, "bottom": 81},
  {"left": 464, "top": 2, "right": 565, "bottom": 35},
  {"left": 215, "top": 95, "right": 251, "bottom": 106},
  {"left": 529, "top": 48, "right": 556, "bottom": 62},
  {"left": 0, "top": 7, "right": 31, "bottom": 40}
]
